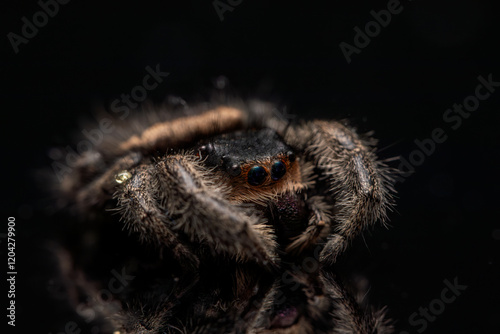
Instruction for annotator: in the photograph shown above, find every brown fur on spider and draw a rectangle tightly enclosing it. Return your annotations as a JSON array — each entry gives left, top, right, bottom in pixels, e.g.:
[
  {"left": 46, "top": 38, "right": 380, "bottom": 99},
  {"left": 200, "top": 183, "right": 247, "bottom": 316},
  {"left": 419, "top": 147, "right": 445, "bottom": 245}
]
[{"left": 55, "top": 99, "right": 395, "bottom": 334}]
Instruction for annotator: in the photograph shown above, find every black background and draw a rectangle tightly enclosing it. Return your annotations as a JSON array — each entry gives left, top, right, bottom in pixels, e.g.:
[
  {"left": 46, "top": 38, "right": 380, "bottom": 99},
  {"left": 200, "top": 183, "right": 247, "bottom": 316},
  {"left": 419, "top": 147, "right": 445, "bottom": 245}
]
[{"left": 1, "top": 0, "right": 499, "bottom": 333}]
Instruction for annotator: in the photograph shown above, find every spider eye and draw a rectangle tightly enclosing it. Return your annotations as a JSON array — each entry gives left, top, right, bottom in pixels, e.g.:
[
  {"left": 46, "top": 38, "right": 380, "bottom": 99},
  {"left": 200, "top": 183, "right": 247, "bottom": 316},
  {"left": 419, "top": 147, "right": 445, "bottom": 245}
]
[
  {"left": 228, "top": 164, "right": 242, "bottom": 176},
  {"left": 198, "top": 143, "right": 214, "bottom": 158},
  {"left": 222, "top": 156, "right": 242, "bottom": 177},
  {"left": 247, "top": 166, "right": 267, "bottom": 186},
  {"left": 271, "top": 161, "right": 286, "bottom": 181}
]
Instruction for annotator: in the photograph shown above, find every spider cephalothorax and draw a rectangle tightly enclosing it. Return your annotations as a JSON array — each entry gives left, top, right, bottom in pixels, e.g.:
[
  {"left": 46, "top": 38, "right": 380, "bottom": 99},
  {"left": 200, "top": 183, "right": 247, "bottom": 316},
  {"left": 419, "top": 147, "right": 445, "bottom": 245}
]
[
  {"left": 198, "top": 129, "right": 308, "bottom": 243},
  {"left": 54, "top": 101, "right": 395, "bottom": 334}
]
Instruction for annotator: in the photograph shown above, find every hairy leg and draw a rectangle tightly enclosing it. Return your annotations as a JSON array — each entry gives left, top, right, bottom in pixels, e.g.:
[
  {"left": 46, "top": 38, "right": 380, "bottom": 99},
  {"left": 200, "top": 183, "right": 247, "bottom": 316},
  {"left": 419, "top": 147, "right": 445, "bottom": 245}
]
[
  {"left": 282, "top": 120, "right": 394, "bottom": 264},
  {"left": 320, "top": 272, "right": 393, "bottom": 334},
  {"left": 114, "top": 163, "right": 200, "bottom": 268},
  {"left": 154, "top": 154, "right": 278, "bottom": 267},
  {"left": 71, "top": 151, "right": 143, "bottom": 209}
]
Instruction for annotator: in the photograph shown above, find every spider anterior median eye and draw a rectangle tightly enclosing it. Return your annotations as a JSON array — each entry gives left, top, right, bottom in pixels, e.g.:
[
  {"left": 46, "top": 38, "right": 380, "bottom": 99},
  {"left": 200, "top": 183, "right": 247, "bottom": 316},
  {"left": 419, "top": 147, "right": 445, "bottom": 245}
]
[
  {"left": 271, "top": 161, "right": 286, "bottom": 181},
  {"left": 247, "top": 166, "right": 267, "bottom": 186}
]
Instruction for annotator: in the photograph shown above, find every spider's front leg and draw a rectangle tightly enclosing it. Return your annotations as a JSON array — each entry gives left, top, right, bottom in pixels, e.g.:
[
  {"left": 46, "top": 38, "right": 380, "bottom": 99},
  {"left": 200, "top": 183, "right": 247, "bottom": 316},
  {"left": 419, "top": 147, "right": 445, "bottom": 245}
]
[
  {"left": 115, "top": 163, "right": 200, "bottom": 268},
  {"left": 117, "top": 153, "right": 278, "bottom": 268},
  {"left": 310, "top": 121, "right": 394, "bottom": 265},
  {"left": 155, "top": 154, "right": 278, "bottom": 267},
  {"left": 282, "top": 120, "right": 394, "bottom": 265}
]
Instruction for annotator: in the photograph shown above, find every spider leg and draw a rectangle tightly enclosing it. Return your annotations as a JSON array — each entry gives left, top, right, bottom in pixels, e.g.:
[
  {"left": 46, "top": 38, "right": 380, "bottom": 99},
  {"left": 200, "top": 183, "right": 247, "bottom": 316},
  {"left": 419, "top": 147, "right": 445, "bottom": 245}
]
[
  {"left": 284, "top": 121, "right": 394, "bottom": 264},
  {"left": 154, "top": 154, "right": 278, "bottom": 267},
  {"left": 71, "top": 151, "right": 143, "bottom": 209},
  {"left": 114, "top": 272, "right": 200, "bottom": 334},
  {"left": 320, "top": 272, "right": 393, "bottom": 334},
  {"left": 115, "top": 164, "right": 200, "bottom": 268},
  {"left": 314, "top": 121, "right": 393, "bottom": 264}
]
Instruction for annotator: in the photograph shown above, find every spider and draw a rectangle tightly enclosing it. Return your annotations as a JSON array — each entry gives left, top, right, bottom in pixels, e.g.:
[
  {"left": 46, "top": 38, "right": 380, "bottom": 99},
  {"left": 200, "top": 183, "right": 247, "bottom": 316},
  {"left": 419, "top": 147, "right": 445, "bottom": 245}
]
[{"left": 54, "top": 99, "right": 395, "bottom": 334}]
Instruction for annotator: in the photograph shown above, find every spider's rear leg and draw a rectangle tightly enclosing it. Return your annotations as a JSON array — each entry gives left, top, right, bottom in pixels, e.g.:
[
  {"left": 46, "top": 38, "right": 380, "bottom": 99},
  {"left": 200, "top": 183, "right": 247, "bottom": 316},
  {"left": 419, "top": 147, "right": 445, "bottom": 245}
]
[
  {"left": 115, "top": 164, "right": 200, "bottom": 269},
  {"left": 155, "top": 154, "right": 278, "bottom": 268}
]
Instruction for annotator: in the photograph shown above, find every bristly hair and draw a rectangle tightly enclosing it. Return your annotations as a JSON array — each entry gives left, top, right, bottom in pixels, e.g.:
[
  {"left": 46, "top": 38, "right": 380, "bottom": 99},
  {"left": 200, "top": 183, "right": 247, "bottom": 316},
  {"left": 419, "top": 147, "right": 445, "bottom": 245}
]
[{"left": 46, "top": 94, "right": 396, "bottom": 334}]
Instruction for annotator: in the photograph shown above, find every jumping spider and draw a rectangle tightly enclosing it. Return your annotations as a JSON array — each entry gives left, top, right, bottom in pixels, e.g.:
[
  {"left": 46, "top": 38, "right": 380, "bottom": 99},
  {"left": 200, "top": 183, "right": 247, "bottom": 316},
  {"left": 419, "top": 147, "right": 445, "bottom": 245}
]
[{"left": 55, "top": 99, "right": 395, "bottom": 333}]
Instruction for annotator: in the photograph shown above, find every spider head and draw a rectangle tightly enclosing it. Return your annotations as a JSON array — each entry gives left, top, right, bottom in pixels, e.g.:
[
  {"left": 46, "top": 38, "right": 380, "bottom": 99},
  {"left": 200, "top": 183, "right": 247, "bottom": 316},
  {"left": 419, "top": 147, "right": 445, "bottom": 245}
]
[
  {"left": 197, "top": 129, "right": 299, "bottom": 195},
  {"left": 196, "top": 129, "right": 307, "bottom": 241}
]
